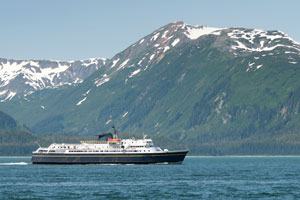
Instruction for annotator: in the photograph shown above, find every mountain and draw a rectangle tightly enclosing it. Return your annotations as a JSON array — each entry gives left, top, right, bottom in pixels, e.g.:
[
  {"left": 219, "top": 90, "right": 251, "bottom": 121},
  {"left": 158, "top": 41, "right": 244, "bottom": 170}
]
[
  {"left": 0, "top": 57, "right": 106, "bottom": 101},
  {"left": 1, "top": 21, "right": 300, "bottom": 155}
]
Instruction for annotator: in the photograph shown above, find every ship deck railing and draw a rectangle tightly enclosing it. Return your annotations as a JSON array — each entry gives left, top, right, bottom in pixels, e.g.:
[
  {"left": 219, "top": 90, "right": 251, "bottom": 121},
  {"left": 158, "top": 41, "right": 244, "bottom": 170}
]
[
  {"left": 80, "top": 141, "right": 108, "bottom": 144},
  {"left": 65, "top": 149, "right": 151, "bottom": 153}
]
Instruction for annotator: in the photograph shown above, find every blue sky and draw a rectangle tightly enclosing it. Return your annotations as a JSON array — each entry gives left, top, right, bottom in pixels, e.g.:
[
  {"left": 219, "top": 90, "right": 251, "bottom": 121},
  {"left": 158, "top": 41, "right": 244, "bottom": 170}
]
[{"left": 0, "top": 0, "right": 299, "bottom": 60}]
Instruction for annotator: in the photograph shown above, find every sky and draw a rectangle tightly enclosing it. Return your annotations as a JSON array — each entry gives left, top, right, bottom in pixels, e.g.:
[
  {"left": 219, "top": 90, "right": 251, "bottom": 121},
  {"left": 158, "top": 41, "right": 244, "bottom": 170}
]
[{"left": 0, "top": 0, "right": 299, "bottom": 61}]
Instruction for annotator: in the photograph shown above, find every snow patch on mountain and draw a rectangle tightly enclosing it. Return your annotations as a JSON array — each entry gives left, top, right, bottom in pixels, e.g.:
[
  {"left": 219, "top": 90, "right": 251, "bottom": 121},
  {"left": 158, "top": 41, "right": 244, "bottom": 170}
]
[
  {"left": 149, "top": 54, "right": 155, "bottom": 61},
  {"left": 171, "top": 38, "right": 180, "bottom": 47},
  {"left": 129, "top": 69, "right": 141, "bottom": 78},
  {"left": 0, "top": 91, "right": 16, "bottom": 102},
  {"left": 228, "top": 29, "right": 300, "bottom": 53},
  {"left": 110, "top": 58, "right": 120, "bottom": 68},
  {"left": 83, "top": 89, "right": 91, "bottom": 96},
  {"left": 76, "top": 97, "right": 87, "bottom": 106},
  {"left": 233, "top": 42, "right": 287, "bottom": 52},
  {"left": 116, "top": 59, "right": 130, "bottom": 71},
  {"left": 248, "top": 62, "right": 255, "bottom": 67},
  {"left": 289, "top": 61, "right": 298, "bottom": 64},
  {"left": 0, "top": 57, "right": 105, "bottom": 101},
  {"left": 81, "top": 58, "right": 106, "bottom": 67},
  {"left": 162, "top": 30, "right": 169, "bottom": 38},
  {"left": 105, "top": 119, "right": 112, "bottom": 125},
  {"left": 138, "top": 57, "right": 146, "bottom": 66},
  {"left": 184, "top": 25, "right": 223, "bottom": 40},
  {"left": 94, "top": 74, "right": 110, "bottom": 87},
  {"left": 163, "top": 46, "right": 170, "bottom": 53},
  {"left": 122, "top": 111, "right": 128, "bottom": 118},
  {"left": 151, "top": 33, "right": 160, "bottom": 42},
  {"left": 76, "top": 89, "right": 92, "bottom": 106},
  {"left": 139, "top": 39, "right": 145, "bottom": 44},
  {"left": 256, "top": 64, "right": 263, "bottom": 69}
]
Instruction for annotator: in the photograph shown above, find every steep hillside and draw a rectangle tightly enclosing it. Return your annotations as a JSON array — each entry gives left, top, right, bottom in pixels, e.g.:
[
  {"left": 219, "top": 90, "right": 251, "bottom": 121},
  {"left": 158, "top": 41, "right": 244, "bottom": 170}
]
[
  {"left": 0, "top": 110, "right": 92, "bottom": 155},
  {"left": 0, "top": 110, "right": 17, "bottom": 130},
  {"left": 0, "top": 110, "right": 38, "bottom": 155},
  {"left": 1, "top": 22, "right": 300, "bottom": 154}
]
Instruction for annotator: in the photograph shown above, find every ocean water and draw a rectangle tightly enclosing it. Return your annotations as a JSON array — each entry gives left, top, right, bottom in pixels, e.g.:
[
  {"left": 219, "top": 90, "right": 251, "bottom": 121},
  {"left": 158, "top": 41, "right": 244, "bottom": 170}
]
[{"left": 1, "top": 157, "right": 300, "bottom": 199}]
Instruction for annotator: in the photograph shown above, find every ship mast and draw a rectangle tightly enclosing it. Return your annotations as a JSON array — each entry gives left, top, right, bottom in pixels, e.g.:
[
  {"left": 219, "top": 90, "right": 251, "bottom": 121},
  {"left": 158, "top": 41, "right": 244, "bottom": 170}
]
[{"left": 112, "top": 123, "right": 118, "bottom": 139}]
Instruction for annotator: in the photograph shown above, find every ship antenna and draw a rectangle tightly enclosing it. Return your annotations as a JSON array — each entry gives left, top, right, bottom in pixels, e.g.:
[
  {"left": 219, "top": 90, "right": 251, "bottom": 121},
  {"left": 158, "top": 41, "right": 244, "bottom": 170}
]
[{"left": 34, "top": 141, "right": 41, "bottom": 148}]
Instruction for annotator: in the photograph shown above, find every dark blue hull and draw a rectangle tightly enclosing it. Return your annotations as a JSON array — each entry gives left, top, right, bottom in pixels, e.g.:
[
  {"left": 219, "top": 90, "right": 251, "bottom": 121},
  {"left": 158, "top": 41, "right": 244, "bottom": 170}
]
[{"left": 31, "top": 150, "right": 188, "bottom": 164}]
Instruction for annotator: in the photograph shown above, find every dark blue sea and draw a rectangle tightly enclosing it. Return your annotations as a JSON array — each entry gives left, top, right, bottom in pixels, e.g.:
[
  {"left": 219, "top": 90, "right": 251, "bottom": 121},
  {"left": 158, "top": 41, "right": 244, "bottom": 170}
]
[{"left": 1, "top": 156, "right": 300, "bottom": 199}]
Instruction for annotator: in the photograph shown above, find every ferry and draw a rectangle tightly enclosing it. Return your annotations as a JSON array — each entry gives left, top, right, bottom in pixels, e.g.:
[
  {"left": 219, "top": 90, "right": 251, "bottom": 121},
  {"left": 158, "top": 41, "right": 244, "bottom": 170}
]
[{"left": 31, "top": 126, "right": 188, "bottom": 164}]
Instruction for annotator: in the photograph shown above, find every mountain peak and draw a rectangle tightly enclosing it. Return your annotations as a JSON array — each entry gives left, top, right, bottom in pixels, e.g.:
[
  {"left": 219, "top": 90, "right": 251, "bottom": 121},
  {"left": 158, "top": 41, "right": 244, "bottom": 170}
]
[{"left": 91, "top": 22, "right": 300, "bottom": 91}]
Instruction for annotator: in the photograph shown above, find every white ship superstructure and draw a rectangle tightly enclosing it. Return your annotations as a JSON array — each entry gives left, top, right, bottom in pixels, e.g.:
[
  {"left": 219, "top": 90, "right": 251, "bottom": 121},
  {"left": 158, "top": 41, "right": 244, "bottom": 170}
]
[{"left": 35, "top": 136, "right": 167, "bottom": 154}]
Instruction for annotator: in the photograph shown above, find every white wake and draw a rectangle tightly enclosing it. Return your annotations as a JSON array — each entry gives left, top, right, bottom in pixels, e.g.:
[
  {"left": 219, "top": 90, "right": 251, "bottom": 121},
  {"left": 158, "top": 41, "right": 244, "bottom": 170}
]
[{"left": 0, "top": 162, "right": 28, "bottom": 165}]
